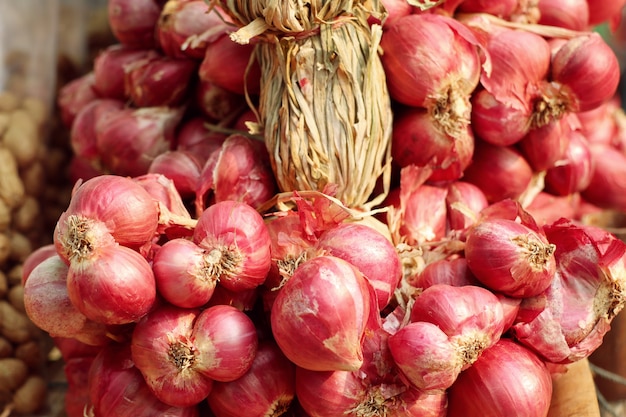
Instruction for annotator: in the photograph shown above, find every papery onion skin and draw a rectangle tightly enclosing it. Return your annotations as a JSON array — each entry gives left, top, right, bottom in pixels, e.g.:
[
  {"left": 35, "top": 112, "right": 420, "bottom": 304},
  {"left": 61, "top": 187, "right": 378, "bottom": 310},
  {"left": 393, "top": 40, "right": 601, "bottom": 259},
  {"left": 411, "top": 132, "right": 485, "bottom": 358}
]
[
  {"left": 54, "top": 175, "right": 160, "bottom": 261},
  {"left": 131, "top": 305, "right": 214, "bottom": 407},
  {"left": 517, "top": 117, "right": 571, "bottom": 172},
  {"left": 90, "top": 342, "right": 200, "bottom": 417},
  {"left": 207, "top": 341, "right": 295, "bottom": 417},
  {"left": 464, "top": 218, "right": 556, "bottom": 297},
  {"left": 314, "top": 222, "right": 402, "bottom": 311},
  {"left": 67, "top": 244, "right": 157, "bottom": 325},
  {"left": 271, "top": 256, "right": 372, "bottom": 372},
  {"left": 512, "top": 219, "right": 626, "bottom": 363},
  {"left": 447, "top": 339, "right": 552, "bottom": 417},
  {"left": 22, "top": 243, "right": 58, "bottom": 285},
  {"left": 192, "top": 304, "right": 258, "bottom": 382},
  {"left": 152, "top": 238, "right": 218, "bottom": 308}
]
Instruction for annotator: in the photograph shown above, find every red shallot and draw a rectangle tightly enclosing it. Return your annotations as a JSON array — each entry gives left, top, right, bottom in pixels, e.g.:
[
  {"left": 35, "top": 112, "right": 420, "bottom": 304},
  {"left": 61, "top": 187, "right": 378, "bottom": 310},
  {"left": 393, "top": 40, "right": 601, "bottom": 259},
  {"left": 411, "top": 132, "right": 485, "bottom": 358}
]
[
  {"left": 447, "top": 339, "right": 552, "bottom": 417},
  {"left": 192, "top": 200, "right": 272, "bottom": 291},
  {"left": 464, "top": 216, "right": 556, "bottom": 297}
]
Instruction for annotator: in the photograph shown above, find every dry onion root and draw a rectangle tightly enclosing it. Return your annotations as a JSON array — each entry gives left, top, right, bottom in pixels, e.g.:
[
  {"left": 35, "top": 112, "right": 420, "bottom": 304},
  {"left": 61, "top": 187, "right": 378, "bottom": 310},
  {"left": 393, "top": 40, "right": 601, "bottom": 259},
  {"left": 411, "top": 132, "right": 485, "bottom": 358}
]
[{"left": 209, "top": 0, "right": 393, "bottom": 209}]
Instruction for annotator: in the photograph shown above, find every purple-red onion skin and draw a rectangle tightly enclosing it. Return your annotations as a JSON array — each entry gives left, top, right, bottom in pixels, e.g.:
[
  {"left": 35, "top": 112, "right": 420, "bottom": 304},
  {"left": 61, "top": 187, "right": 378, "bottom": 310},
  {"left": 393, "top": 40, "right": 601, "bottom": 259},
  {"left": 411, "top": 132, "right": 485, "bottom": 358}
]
[
  {"left": 380, "top": 13, "right": 481, "bottom": 108},
  {"left": 388, "top": 321, "right": 461, "bottom": 391},
  {"left": 199, "top": 35, "right": 261, "bottom": 95},
  {"left": 512, "top": 218, "right": 626, "bottom": 363},
  {"left": 462, "top": 141, "right": 534, "bottom": 203},
  {"left": 192, "top": 200, "right": 272, "bottom": 291},
  {"left": 131, "top": 305, "right": 214, "bottom": 407},
  {"left": 551, "top": 33, "right": 620, "bottom": 112},
  {"left": 107, "top": 0, "right": 161, "bottom": 48},
  {"left": 410, "top": 284, "right": 505, "bottom": 343},
  {"left": 296, "top": 365, "right": 447, "bottom": 417},
  {"left": 544, "top": 130, "right": 594, "bottom": 195},
  {"left": 314, "top": 222, "right": 402, "bottom": 311},
  {"left": 67, "top": 244, "right": 157, "bottom": 325},
  {"left": 271, "top": 256, "right": 372, "bottom": 372},
  {"left": 447, "top": 339, "right": 552, "bottom": 417},
  {"left": 192, "top": 305, "right": 259, "bottom": 382},
  {"left": 207, "top": 341, "right": 296, "bottom": 417},
  {"left": 152, "top": 238, "right": 217, "bottom": 308},
  {"left": 581, "top": 144, "right": 626, "bottom": 211},
  {"left": 23, "top": 255, "right": 107, "bottom": 342},
  {"left": 464, "top": 218, "right": 556, "bottom": 297},
  {"left": 55, "top": 175, "right": 160, "bottom": 255},
  {"left": 90, "top": 342, "right": 200, "bottom": 417}
]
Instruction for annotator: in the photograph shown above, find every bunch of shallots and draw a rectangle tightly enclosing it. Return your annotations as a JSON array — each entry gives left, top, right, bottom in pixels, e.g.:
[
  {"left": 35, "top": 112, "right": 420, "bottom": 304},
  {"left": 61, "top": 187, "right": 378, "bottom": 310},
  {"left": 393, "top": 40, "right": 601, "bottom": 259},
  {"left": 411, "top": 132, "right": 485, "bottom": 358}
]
[{"left": 24, "top": 0, "right": 626, "bottom": 416}]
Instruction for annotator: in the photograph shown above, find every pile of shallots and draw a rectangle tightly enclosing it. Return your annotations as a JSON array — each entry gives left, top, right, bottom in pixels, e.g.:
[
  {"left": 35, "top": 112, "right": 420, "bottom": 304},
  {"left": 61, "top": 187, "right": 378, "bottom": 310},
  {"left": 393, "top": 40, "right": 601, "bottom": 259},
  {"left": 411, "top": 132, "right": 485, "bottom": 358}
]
[{"left": 23, "top": 0, "right": 626, "bottom": 416}]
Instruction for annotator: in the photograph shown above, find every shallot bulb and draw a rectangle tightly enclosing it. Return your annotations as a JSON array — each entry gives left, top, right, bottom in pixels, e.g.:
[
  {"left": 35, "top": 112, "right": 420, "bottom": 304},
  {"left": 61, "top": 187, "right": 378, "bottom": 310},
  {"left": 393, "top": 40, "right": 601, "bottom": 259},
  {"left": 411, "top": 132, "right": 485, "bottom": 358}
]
[
  {"left": 390, "top": 106, "right": 475, "bottom": 180},
  {"left": 512, "top": 219, "right": 626, "bottom": 363},
  {"left": 107, "top": 0, "right": 162, "bottom": 48},
  {"left": 581, "top": 143, "right": 626, "bottom": 211},
  {"left": 66, "top": 243, "right": 157, "bottom": 325},
  {"left": 462, "top": 140, "right": 534, "bottom": 203},
  {"left": 152, "top": 238, "right": 218, "bottom": 308},
  {"left": 410, "top": 257, "right": 479, "bottom": 289},
  {"left": 517, "top": 116, "right": 572, "bottom": 171},
  {"left": 131, "top": 304, "right": 258, "bottom": 407},
  {"left": 176, "top": 116, "right": 227, "bottom": 161},
  {"left": 148, "top": 150, "right": 204, "bottom": 199},
  {"left": 57, "top": 72, "right": 99, "bottom": 127},
  {"left": 389, "top": 284, "right": 505, "bottom": 391},
  {"left": 192, "top": 200, "right": 272, "bottom": 291},
  {"left": 96, "top": 106, "right": 184, "bottom": 177},
  {"left": 587, "top": 0, "right": 626, "bottom": 26},
  {"left": 89, "top": 342, "right": 200, "bottom": 417},
  {"left": 380, "top": 14, "right": 481, "bottom": 139},
  {"left": 313, "top": 222, "right": 402, "bottom": 311},
  {"left": 544, "top": 129, "right": 594, "bottom": 195},
  {"left": 23, "top": 255, "right": 109, "bottom": 345},
  {"left": 195, "top": 79, "right": 246, "bottom": 122},
  {"left": 551, "top": 33, "right": 620, "bottom": 112},
  {"left": 271, "top": 256, "right": 375, "bottom": 372},
  {"left": 124, "top": 53, "right": 198, "bottom": 107},
  {"left": 199, "top": 35, "right": 262, "bottom": 95},
  {"left": 464, "top": 217, "right": 556, "bottom": 297},
  {"left": 54, "top": 175, "right": 160, "bottom": 262},
  {"left": 538, "top": 0, "right": 589, "bottom": 30},
  {"left": 296, "top": 365, "right": 448, "bottom": 417},
  {"left": 468, "top": 26, "right": 554, "bottom": 144},
  {"left": 195, "top": 134, "right": 277, "bottom": 213},
  {"left": 207, "top": 341, "right": 296, "bottom": 417},
  {"left": 445, "top": 181, "right": 489, "bottom": 233},
  {"left": 93, "top": 44, "right": 154, "bottom": 100},
  {"left": 157, "top": 0, "right": 232, "bottom": 60},
  {"left": 447, "top": 339, "right": 552, "bottom": 417},
  {"left": 69, "top": 98, "right": 125, "bottom": 168}
]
